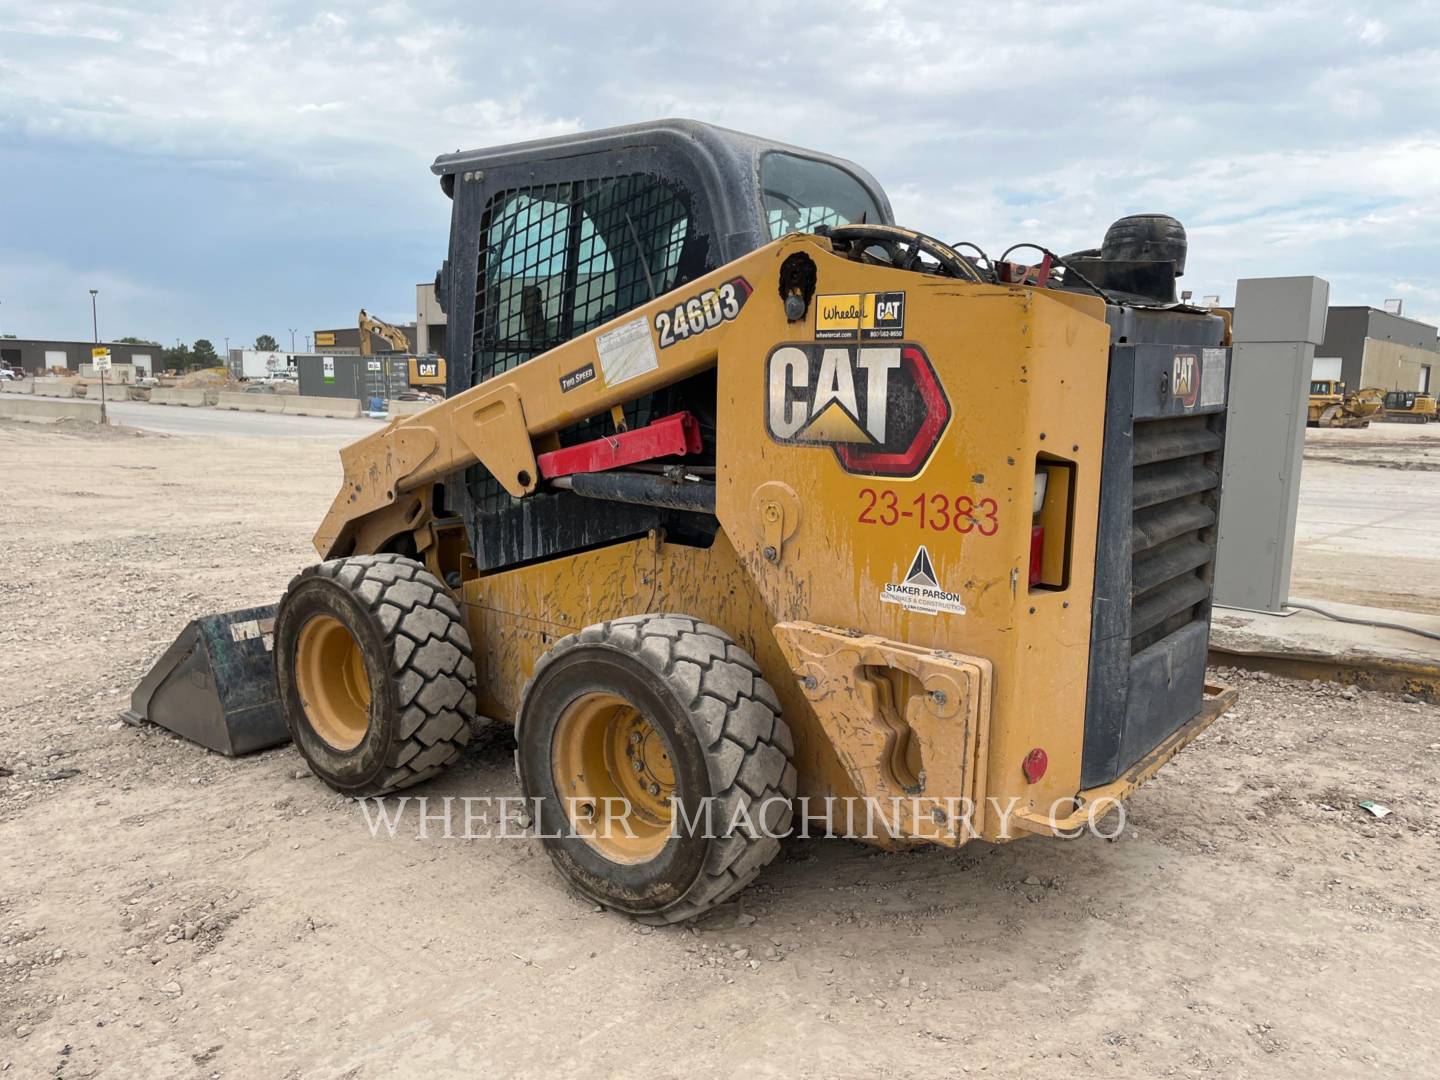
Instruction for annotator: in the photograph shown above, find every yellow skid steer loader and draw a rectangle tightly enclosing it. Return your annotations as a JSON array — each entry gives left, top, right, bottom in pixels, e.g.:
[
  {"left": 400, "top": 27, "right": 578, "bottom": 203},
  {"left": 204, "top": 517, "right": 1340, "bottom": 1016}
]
[{"left": 128, "top": 120, "right": 1235, "bottom": 923}]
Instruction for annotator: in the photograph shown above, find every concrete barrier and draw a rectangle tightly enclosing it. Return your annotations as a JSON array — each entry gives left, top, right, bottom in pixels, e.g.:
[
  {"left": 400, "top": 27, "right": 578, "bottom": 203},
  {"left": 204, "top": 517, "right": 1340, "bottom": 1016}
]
[
  {"left": 80, "top": 362, "right": 136, "bottom": 383},
  {"left": 283, "top": 395, "right": 361, "bottom": 419},
  {"left": 217, "top": 391, "right": 286, "bottom": 413},
  {"left": 151, "top": 387, "right": 215, "bottom": 407},
  {"left": 75, "top": 383, "right": 132, "bottom": 401},
  {"left": 0, "top": 397, "right": 103, "bottom": 423},
  {"left": 388, "top": 399, "right": 435, "bottom": 417},
  {"left": 32, "top": 381, "right": 77, "bottom": 398},
  {"left": 0, "top": 380, "right": 34, "bottom": 394}
]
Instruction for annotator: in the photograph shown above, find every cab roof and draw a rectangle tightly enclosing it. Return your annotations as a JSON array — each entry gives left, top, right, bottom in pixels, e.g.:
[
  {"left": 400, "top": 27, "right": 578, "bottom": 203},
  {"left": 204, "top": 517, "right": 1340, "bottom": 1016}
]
[{"left": 430, "top": 117, "right": 892, "bottom": 221}]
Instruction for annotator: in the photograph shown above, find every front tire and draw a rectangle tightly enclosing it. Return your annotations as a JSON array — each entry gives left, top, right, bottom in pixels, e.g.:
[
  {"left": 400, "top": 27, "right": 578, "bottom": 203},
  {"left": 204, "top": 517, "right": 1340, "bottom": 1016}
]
[
  {"left": 275, "top": 554, "right": 477, "bottom": 797},
  {"left": 517, "top": 614, "right": 796, "bottom": 924}
]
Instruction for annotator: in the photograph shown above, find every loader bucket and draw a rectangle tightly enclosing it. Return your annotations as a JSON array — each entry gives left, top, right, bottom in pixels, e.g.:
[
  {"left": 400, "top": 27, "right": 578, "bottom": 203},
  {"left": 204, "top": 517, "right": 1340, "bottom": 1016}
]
[{"left": 121, "top": 605, "right": 290, "bottom": 756}]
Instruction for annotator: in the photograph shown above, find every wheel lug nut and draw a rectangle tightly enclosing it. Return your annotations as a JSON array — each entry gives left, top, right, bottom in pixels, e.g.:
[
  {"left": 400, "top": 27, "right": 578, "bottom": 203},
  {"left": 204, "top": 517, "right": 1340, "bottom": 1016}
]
[
  {"left": 648, "top": 783, "right": 660, "bottom": 796},
  {"left": 629, "top": 732, "right": 642, "bottom": 744},
  {"left": 632, "top": 759, "right": 644, "bottom": 772}
]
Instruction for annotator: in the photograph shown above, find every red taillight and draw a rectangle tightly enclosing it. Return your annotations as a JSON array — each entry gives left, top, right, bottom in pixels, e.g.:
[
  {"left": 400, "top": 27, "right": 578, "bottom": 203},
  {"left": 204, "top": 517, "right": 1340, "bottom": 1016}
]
[
  {"left": 1022, "top": 748, "right": 1048, "bottom": 784},
  {"left": 1028, "top": 525, "right": 1044, "bottom": 587}
]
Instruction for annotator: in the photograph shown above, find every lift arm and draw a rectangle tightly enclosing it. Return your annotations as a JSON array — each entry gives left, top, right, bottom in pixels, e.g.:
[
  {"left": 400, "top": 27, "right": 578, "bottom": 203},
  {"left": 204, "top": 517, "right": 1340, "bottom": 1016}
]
[{"left": 313, "top": 240, "right": 795, "bottom": 558}]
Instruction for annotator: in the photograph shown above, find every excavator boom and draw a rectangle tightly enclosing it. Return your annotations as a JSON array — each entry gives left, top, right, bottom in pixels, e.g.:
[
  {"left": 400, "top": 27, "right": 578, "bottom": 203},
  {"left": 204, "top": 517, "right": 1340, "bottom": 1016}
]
[{"left": 357, "top": 308, "right": 412, "bottom": 356}]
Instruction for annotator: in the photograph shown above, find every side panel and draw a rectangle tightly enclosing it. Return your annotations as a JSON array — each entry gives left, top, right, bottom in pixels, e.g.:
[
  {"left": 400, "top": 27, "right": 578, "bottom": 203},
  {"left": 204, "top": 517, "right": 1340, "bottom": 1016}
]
[{"left": 711, "top": 269, "right": 1113, "bottom": 835}]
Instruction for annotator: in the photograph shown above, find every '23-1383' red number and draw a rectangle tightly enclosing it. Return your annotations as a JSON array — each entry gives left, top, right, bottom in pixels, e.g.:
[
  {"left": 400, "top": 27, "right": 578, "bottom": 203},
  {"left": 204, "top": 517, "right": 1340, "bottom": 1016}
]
[{"left": 857, "top": 489, "right": 999, "bottom": 535}]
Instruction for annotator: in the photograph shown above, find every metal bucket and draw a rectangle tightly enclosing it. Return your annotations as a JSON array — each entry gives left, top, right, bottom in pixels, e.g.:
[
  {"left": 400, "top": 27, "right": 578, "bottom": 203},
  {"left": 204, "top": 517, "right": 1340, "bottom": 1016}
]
[{"left": 122, "top": 605, "right": 290, "bottom": 756}]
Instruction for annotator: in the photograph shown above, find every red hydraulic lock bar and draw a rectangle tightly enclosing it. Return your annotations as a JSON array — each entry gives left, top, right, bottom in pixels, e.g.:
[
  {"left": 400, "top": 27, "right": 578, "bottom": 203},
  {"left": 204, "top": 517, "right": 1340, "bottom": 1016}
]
[{"left": 536, "top": 411, "right": 704, "bottom": 480}]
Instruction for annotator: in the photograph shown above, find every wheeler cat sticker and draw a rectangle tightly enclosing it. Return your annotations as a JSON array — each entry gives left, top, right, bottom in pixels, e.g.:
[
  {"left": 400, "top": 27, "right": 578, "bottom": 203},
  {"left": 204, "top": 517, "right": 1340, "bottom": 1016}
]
[
  {"left": 765, "top": 342, "right": 950, "bottom": 477},
  {"left": 814, "top": 291, "right": 905, "bottom": 341},
  {"left": 880, "top": 545, "right": 967, "bottom": 616},
  {"left": 654, "top": 277, "right": 752, "bottom": 348}
]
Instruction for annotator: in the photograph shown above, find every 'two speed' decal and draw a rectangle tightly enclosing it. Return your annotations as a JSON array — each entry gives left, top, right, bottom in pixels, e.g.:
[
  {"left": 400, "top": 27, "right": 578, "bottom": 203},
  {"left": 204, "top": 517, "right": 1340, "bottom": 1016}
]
[{"left": 765, "top": 343, "right": 951, "bottom": 477}]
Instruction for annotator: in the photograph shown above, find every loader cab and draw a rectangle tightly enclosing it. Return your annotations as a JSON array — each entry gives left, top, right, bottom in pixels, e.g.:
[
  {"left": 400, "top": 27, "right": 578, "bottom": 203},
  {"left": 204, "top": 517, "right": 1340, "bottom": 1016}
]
[{"left": 430, "top": 119, "right": 892, "bottom": 571}]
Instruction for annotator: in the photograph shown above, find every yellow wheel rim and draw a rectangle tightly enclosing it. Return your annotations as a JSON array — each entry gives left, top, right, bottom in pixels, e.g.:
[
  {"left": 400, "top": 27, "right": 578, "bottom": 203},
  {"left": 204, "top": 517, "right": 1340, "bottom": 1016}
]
[
  {"left": 295, "top": 614, "right": 372, "bottom": 751},
  {"left": 552, "top": 692, "right": 675, "bottom": 863}
]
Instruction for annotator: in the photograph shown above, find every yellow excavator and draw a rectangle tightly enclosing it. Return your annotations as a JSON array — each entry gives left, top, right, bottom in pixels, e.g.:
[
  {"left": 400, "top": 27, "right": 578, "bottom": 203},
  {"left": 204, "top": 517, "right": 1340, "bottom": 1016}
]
[
  {"left": 1381, "top": 389, "right": 1438, "bottom": 423},
  {"left": 359, "top": 308, "right": 447, "bottom": 394}
]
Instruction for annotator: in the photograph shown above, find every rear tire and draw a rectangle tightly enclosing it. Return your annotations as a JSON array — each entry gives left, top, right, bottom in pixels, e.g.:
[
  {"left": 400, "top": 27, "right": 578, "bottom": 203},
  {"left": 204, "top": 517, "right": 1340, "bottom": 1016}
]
[
  {"left": 275, "top": 554, "right": 477, "bottom": 797},
  {"left": 517, "top": 614, "right": 796, "bottom": 924}
]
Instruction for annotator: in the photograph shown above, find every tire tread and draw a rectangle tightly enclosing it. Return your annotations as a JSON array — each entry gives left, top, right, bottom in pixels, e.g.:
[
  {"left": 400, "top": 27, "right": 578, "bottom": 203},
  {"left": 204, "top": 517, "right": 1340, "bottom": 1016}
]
[
  {"left": 521, "top": 613, "right": 796, "bottom": 925},
  {"left": 285, "top": 554, "right": 476, "bottom": 797}
]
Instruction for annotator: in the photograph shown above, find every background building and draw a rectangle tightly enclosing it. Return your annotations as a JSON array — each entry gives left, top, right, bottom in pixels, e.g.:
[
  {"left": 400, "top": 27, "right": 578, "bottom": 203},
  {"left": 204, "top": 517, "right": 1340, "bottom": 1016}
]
[
  {"left": 1316, "top": 306, "right": 1438, "bottom": 392},
  {"left": 0, "top": 338, "right": 162, "bottom": 376},
  {"left": 416, "top": 282, "right": 447, "bottom": 358}
]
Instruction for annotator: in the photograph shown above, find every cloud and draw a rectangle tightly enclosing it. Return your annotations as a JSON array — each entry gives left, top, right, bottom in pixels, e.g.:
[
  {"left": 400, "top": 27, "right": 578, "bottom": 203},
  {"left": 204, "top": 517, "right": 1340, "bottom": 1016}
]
[
  {"left": 1, "top": 0, "right": 1438, "bottom": 340},
  {"left": 0, "top": 252, "right": 174, "bottom": 340},
  {"left": 0, "top": 2, "right": 577, "bottom": 168}
]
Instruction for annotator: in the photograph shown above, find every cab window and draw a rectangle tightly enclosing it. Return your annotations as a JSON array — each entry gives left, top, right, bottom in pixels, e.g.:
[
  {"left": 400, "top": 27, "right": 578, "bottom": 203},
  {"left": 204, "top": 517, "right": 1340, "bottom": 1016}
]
[
  {"left": 474, "top": 175, "right": 692, "bottom": 385},
  {"left": 761, "top": 152, "right": 882, "bottom": 239}
]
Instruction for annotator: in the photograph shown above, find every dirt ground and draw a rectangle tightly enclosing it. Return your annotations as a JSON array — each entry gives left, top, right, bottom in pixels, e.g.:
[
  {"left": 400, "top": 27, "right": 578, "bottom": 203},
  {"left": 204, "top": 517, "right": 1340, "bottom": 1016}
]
[{"left": 2, "top": 417, "right": 1438, "bottom": 1079}]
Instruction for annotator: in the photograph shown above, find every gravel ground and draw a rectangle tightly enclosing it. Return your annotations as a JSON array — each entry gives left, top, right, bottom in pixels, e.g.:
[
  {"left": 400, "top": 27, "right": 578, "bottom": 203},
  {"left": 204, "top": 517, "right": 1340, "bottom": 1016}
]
[{"left": 1, "top": 417, "right": 1437, "bottom": 1079}]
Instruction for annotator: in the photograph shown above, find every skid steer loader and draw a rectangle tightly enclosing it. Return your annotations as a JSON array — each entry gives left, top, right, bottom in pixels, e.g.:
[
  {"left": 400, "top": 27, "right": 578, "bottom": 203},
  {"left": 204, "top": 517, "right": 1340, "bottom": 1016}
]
[{"left": 129, "top": 120, "right": 1235, "bottom": 923}]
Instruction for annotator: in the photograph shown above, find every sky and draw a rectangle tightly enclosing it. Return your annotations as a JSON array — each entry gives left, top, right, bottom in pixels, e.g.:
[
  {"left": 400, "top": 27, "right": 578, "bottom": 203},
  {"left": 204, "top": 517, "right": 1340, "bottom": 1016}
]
[{"left": 2, "top": 0, "right": 1438, "bottom": 348}]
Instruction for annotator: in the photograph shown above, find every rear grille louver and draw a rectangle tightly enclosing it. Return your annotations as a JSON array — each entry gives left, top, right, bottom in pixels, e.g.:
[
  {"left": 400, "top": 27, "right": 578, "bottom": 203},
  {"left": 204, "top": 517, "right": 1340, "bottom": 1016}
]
[
  {"left": 1083, "top": 330, "right": 1230, "bottom": 790},
  {"left": 1127, "top": 415, "right": 1223, "bottom": 655}
]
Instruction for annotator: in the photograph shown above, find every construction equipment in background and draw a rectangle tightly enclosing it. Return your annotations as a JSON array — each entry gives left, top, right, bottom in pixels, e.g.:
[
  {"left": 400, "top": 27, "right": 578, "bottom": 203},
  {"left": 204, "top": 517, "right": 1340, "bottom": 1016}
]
[
  {"left": 1306, "top": 378, "right": 1344, "bottom": 424},
  {"left": 136, "top": 120, "right": 1236, "bottom": 924},
  {"left": 357, "top": 308, "right": 411, "bottom": 355},
  {"left": 1349, "top": 387, "right": 1387, "bottom": 423},
  {"left": 1307, "top": 379, "right": 1383, "bottom": 428},
  {"left": 1381, "top": 389, "right": 1437, "bottom": 423},
  {"left": 359, "top": 308, "right": 447, "bottom": 395},
  {"left": 406, "top": 356, "right": 446, "bottom": 392}
]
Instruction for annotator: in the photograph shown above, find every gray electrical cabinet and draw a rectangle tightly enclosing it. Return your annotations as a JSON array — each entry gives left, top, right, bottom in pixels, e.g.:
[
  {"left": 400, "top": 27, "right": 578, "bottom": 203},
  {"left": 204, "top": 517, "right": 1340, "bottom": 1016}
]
[{"left": 1213, "top": 276, "right": 1329, "bottom": 611}]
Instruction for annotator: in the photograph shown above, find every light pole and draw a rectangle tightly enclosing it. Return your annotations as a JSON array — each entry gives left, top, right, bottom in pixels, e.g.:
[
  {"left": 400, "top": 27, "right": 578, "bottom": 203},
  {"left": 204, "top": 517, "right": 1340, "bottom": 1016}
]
[
  {"left": 90, "top": 289, "right": 107, "bottom": 424},
  {"left": 289, "top": 328, "right": 298, "bottom": 353}
]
